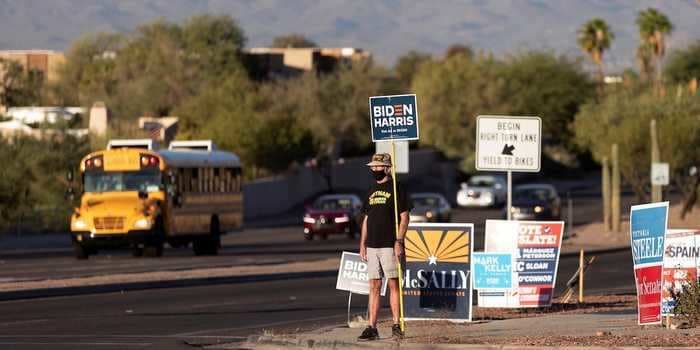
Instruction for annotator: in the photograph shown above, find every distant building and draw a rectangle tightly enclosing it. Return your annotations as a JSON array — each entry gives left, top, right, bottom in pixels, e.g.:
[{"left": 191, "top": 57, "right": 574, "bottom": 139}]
[
  {"left": 138, "top": 116, "right": 179, "bottom": 146},
  {"left": 243, "top": 47, "right": 370, "bottom": 80},
  {"left": 0, "top": 50, "right": 65, "bottom": 83}
]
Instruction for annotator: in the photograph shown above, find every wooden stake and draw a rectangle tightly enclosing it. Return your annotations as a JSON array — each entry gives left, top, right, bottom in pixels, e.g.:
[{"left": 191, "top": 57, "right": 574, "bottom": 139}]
[{"left": 578, "top": 249, "right": 584, "bottom": 304}]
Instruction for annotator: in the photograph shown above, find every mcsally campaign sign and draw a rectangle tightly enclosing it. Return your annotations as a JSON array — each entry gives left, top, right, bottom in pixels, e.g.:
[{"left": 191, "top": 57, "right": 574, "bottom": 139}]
[
  {"left": 629, "top": 202, "right": 668, "bottom": 325},
  {"left": 403, "top": 223, "right": 473, "bottom": 322},
  {"left": 369, "top": 94, "right": 419, "bottom": 142}
]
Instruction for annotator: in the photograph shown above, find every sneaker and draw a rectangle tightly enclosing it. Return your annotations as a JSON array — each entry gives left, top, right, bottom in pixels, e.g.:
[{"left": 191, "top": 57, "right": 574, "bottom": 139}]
[
  {"left": 392, "top": 324, "right": 404, "bottom": 339},
  {"left": 357, "top": 326, "right": 379, "bottom": 341}
]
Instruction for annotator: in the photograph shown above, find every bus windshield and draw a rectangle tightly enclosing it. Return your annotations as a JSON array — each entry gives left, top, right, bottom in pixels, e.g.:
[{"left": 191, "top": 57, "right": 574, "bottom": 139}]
[{"left": 84, "top": 170, "right": 162, "bottom": 193}]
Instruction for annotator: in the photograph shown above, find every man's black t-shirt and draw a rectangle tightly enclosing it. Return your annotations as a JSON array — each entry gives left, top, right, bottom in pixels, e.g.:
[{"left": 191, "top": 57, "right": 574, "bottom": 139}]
[{"left": 362, "top": 177, "right": 412, "bottom": 248}]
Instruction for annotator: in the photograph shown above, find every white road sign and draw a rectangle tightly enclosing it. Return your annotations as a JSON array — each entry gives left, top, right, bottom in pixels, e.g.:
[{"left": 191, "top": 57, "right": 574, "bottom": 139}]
[
  {"left": 651, "top": 162, "right": 670, "bottom": 186},
  {"left": 476, "top": 116, "right": 541, "bottom": 172},
  {"left": 376, "top": 141, "right": 408, "bottom": 174}
]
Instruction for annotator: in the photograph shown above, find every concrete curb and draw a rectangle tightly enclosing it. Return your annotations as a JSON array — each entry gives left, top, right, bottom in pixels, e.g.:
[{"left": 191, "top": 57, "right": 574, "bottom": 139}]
[
  {"left": 0, "top": 270, "right": 337, "bottom": 302},
  {"left": 231, "top": 336, "right": 700, "bottom": 350}
]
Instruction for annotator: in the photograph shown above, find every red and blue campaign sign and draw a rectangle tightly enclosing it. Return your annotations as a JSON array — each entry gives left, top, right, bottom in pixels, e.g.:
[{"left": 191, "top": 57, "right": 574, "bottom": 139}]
[
  {"left": 629, "top": 202, "right": 668, "bottom": 325},
  {"left": 369, "top": 94, "right": 419, "bottom": 142},
  {"left": 662, "top": 229, "right": 700, "bottom": 316},
  {"left": 481, "top": 220, "right": 564, "bottom": 308}
]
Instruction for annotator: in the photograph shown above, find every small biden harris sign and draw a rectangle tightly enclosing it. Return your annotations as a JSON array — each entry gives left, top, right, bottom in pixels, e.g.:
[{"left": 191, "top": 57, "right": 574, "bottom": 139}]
[
  {"left": 369, "top": 94, "right": 419, "bottom": 142},
  {"left": 336, "top": 252, "right": 387, "bottom": 296}
]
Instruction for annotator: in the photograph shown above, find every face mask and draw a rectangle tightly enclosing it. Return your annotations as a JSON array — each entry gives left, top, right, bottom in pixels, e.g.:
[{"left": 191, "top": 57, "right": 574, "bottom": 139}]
[{"left": 371, "top": 169, "right": 386, "bottom": 181}]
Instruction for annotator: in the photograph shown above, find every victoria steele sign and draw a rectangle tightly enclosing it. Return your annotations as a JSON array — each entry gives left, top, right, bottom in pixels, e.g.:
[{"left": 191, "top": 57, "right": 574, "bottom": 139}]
[{"left": 629, "top": 202, "right": 668, "bottom": 325}]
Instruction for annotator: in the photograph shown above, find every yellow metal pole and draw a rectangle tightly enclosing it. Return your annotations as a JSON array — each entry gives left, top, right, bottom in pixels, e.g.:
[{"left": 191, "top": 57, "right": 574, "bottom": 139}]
[
  {"left": 390, "top": 141, "right": 406, "bottom": 332},
  {"left": 578, "top": 249, "right": 584, "bottom": 303}
]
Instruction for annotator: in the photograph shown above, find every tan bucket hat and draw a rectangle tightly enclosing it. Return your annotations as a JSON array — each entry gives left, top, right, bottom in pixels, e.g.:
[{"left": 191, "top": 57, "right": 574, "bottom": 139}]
[{"left": 366, "top": 153, "right": 392, "bottom": 167}]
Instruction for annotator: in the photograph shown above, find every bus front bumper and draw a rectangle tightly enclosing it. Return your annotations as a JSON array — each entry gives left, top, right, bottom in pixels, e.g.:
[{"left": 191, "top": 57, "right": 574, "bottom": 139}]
[{"left": 71, "top": 230, "right": 159, "bottom": 247}]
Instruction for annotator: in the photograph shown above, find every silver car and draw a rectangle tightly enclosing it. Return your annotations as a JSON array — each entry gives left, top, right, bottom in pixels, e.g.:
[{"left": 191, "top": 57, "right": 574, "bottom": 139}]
[
  {"left": 409, "top": 193, "right": 452, "bottom": 223},
  {"left": 456, "top": 175, "right": 506, "bottom": 207}
]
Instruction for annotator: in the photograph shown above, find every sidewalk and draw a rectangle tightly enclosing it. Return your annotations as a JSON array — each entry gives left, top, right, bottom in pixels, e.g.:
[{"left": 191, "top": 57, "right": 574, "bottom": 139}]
[{"left": 219, "top": 297, "right": 700, "bottom": 350}]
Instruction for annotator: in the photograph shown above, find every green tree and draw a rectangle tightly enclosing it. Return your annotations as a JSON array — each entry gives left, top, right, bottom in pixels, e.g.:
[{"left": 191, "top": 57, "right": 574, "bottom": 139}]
[
  {"left": 271, "top": 34, "right": 317, "bottom": 48},
  {"left": 636, "top": 8, "right": 673, "bottom": 85},
  {"left": 574, "top": 87, "right": 700, "bottom": 217},
  {"left": 413, "top": 53, "right": 508, "bottom": 171},
  {"left": 174, "top": 70, "right": 262, "bottom": 171},
  {"left": 501, "top": 52, "right": 594, "bottom": 146},
  {"left": 55, "top": 15, "right": 247, "bottom": 120},
  {"left": 394, "top": 50, "right": 432, "bottom": 90},
  {"left": 577, "top": 18, "right": 614, "bottom": 84},
  {"left": 664, "top": 41, "right": 700, "bottom": 85}
]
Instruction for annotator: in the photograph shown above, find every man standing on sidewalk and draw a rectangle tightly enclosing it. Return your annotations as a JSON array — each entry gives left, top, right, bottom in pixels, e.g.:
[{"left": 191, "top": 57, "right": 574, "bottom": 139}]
[{"left": 358, "top": 153, "right": 411, "bottom": 341}]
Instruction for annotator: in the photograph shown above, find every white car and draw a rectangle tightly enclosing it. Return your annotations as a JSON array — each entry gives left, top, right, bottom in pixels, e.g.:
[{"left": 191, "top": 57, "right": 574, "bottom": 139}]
[{"left": 456, "top": 175, "right": 507, "bottom": 207}]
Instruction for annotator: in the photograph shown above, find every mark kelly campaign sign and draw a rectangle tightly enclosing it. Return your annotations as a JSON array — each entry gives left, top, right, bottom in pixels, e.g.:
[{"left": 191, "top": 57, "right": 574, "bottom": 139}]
[
  {"left": 369, "top": 94, "right": 419, "bottom": 142},
  {"left": 336, "top": 252, "right": 387, "bottom": 296},
  {"left": 403, "top": 223, "right": 473, "bottom": 322},
  {"left": 473, "top": 252, "right": 515, "bottom": 290},
  {"left": 629, "top": 202, "right": 668, "bottom": 325},
  {"left": 662, "top": 229, "right": 700, "bottom": 316},
  {"left": 481, "top": 220, "right": 564, "bottom": 308}
]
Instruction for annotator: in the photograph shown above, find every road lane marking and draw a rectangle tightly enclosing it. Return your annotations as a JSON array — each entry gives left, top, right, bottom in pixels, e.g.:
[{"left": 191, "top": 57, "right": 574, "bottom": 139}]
[
  {"left": 0, "top": 334, "right": 245, "bottom": 339},
  {"left": 0, "top": 319, "right": 48, "bottom": 326},
  {"left": 0, "top": 342, "right": 150, "bottom": 347}
]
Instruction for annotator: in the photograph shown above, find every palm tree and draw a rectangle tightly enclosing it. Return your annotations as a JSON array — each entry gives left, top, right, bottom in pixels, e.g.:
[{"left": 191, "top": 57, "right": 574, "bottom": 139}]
[
  {"left": 636, "top": 8, "right": 673, "bottom": 85},
  {"left": 577, "top": 18, "right": 614, "bottom": 85},
  {"left": 636, "top": 43, "right": 654, "bottom": 82}
]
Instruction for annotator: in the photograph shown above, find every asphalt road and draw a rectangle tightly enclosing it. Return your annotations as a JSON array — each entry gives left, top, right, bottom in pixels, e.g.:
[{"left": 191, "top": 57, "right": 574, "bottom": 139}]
[
  {"left": 0, "top": 192, "right": 628, "bottom": 283},
  {"left": 0, "top": 249, "right": 635, "bottom": 350}
]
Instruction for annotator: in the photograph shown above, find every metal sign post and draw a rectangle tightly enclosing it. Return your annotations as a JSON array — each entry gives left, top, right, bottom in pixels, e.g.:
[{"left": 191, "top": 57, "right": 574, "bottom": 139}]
[
  {"left": 507, "top": 170, "right": 512, "bottom": 221},
  {"left": 347, "top": 292, "right": 353, "bottom": 326}
]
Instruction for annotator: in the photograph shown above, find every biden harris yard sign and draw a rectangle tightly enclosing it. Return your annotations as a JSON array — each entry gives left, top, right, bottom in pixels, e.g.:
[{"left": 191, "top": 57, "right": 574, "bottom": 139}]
[
  {"left": 336, "top": 252, "right": 387, "bottom": 296},
  {"left": 369, "top": 94, "right": 419, "bottom": 142}
]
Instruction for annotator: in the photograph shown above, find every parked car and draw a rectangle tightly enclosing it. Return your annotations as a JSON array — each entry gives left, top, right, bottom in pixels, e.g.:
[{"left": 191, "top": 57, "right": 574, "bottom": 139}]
[
  {"left": 508, "top": 184, "right": 562, "bottom": 220},
  {"left": 456, "top": 175, "right": 507, "bottom": 207},
  {"left": 303, "top": 194, "right": 363, "bottom": 240},
  {"left": 410, "top": 192, "right": 452, "bottom": 223}
]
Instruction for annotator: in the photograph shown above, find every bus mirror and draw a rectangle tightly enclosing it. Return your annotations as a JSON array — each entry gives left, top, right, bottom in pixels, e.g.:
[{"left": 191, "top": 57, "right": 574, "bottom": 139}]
[
  {"left": 66, "top": 170, "right": 74, "bottom": 182},
  {"left": 65, "top": 187, "right": 75, "bottom": 201}
]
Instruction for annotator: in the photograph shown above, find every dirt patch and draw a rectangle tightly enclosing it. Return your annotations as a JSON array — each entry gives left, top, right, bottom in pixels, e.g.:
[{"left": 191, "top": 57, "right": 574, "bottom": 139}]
[
  {"left": 425, "top": 334, "right": 700, "bottom": 347},
  {"left": 383, "top": 295, "right": 700, "bottom": 347}
]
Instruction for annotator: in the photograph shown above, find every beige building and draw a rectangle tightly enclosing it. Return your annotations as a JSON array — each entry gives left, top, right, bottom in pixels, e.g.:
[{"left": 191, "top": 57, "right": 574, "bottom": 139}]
[
  {"left": 243, "top": 47, "right": 370, "bottom": 79},
  {"left": 0, "top": 50, "right": 65, "bottom": 83}
]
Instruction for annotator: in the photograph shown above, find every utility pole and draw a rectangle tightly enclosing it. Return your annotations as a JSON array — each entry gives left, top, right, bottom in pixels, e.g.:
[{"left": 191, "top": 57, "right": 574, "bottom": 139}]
[
  {"left": 651, "top": 119, "right": 662, "bottom": 202},
  {"left": 611, "top": 144, "right": 621, "bottom": 233},
  {"left": 602, "top": 157, "right": 611, "bottom": 232}
]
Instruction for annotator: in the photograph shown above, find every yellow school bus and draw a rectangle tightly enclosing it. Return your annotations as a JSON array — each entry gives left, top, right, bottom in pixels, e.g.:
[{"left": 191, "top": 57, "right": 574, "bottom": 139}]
[{"left": 69, "top": 140, "right": 243, "bottom": 259}]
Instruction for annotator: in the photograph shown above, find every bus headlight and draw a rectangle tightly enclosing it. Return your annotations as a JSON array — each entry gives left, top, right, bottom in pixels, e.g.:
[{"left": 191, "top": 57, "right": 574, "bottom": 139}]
[
  {"left": 303, "top": 216, "right": 316, "bottom": 224},
  {"left": 73, "top": 219, "right": 87, "bottom": 230},
  {"left": 134, "top": 218, "right": 151, "bottom": 229},
  {"left": 534, "top": 206, "right": 543, "bottom": 213}
]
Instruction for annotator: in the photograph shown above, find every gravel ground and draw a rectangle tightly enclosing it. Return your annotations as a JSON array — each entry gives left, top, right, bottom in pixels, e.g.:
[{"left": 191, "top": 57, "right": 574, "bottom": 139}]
[{"left": 398, "top": 295, "right": 700, "bottom": 347}]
